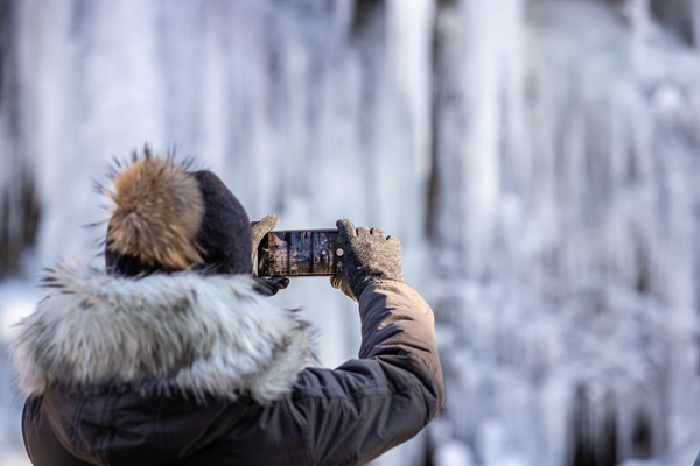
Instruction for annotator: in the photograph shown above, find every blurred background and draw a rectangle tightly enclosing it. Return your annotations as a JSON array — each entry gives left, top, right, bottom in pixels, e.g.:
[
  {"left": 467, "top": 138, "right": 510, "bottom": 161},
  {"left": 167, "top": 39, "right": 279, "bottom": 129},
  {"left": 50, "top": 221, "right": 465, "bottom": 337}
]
[{"left": 1, "top": 0, "right": 699, "bottom": 465}]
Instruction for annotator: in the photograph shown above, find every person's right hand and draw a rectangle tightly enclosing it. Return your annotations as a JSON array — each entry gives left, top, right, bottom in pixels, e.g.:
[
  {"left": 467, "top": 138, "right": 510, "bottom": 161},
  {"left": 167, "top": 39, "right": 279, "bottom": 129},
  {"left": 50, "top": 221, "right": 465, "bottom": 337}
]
[{"left": 330, "top": 219, "right": 404, "bottom": 301}]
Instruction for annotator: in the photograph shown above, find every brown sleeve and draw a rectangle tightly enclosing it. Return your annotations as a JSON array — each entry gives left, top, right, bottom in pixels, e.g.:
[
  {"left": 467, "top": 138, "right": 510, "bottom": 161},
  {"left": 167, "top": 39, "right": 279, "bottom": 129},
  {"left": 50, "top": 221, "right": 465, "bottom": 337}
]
[{"left": 291, "top": 281, "right": 446, "bottom": 465}]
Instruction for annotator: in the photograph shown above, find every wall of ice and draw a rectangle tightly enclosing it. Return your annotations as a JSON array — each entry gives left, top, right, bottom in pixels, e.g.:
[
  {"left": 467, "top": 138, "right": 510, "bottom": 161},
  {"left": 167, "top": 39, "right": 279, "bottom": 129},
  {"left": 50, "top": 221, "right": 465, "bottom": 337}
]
[
  {"left": 1, "top": 1, "right": 699, "bottom": 465},
  {"left": 431, "top": 1, "right": 700, "bottom": 465}
]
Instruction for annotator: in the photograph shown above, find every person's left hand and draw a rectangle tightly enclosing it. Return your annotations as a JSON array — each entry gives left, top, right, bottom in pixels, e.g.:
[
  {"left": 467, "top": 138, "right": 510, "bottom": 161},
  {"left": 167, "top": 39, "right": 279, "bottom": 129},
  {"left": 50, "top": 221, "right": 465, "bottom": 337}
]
[
  {"left": 329, "top": 219, "right": 404, "bottom": 302},
  {"left": 251, "top": 214, "right": 289, "bottom": 295}
]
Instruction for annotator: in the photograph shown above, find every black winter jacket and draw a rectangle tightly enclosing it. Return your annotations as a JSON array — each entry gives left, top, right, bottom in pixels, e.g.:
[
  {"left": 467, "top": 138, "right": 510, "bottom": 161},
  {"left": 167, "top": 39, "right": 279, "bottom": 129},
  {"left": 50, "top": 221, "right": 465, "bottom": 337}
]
[{"left": 14, "top": 261, "right": 445, "bottom": 465}]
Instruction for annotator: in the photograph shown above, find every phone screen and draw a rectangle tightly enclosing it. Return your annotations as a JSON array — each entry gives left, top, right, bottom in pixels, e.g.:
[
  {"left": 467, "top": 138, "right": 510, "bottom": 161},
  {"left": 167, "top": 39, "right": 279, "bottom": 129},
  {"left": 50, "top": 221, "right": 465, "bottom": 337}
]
[{"left": 257, "top": 230, "right": 343, "bottom": 276}]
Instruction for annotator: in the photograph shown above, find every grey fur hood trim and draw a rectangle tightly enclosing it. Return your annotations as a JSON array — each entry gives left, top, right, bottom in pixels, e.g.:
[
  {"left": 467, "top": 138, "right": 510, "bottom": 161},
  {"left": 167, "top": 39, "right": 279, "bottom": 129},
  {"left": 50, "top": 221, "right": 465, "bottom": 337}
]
[{"left": 12, "top": 259, "right": 318, "bottom": 404}]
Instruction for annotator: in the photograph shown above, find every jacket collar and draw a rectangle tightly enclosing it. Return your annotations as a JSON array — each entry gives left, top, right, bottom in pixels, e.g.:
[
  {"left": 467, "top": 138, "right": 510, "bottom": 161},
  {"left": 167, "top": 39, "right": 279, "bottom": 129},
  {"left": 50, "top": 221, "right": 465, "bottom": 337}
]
[{"left": 12, "top": 258, "right": 318, "bottom": 404}]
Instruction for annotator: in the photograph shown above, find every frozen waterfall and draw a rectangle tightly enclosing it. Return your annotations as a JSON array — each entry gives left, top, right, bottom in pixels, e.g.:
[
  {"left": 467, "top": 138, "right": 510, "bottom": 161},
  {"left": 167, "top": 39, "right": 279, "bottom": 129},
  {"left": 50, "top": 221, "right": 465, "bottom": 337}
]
[{"left": 1, "top": 1, "right": 699, "bottom": 465}]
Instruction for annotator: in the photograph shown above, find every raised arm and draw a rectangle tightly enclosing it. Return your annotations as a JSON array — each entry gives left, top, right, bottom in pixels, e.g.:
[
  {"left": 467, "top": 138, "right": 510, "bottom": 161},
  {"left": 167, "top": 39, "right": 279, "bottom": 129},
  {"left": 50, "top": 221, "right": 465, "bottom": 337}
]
[{"left": 293, "top": 219, "right": 445, "bottom": 465}]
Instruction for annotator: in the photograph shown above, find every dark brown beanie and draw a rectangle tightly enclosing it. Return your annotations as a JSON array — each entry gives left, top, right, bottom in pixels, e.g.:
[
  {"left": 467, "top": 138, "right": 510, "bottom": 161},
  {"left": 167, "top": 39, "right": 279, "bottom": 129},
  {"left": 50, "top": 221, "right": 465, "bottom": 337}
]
[{"left": 103, "top": 150, "right": 252, "bottom": 277}]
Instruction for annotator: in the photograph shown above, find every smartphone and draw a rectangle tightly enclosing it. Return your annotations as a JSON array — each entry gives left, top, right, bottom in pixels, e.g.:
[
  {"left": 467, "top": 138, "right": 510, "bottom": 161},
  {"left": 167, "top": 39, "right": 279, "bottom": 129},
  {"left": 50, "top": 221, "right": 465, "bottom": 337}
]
[{"left": 256, "top": 229, "right": 344, "bottom": 277}]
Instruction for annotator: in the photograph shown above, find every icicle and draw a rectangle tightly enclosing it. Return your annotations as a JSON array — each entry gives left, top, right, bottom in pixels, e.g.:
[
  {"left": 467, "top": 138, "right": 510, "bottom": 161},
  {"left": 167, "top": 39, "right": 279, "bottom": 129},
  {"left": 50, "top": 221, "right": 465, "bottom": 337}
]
[{"left": 1, "top": 1, "right": 699, "bottom": 465}]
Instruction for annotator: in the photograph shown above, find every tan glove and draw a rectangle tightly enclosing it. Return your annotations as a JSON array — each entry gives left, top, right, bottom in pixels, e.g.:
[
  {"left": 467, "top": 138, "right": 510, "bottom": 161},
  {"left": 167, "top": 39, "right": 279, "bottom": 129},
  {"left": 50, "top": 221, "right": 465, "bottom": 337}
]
[
  {"left": 250, "top": 214, "right": 289, "bottom": 295},
  {"left": 330, "top": 219, "right": 404, "bottom": 302}
]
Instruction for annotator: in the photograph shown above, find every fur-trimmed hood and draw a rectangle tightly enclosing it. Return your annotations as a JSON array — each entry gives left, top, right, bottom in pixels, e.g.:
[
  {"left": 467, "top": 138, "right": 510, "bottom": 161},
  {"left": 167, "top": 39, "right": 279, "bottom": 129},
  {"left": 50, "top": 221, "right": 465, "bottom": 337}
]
[{"left": 12, "top": 259, "right": 318, "bottom": 404}]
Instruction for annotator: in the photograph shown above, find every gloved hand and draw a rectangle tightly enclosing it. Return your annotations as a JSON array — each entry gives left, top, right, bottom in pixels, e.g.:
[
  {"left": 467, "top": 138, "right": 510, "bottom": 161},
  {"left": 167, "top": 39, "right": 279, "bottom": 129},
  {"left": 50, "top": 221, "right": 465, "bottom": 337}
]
[
  {"left": 251, "top": 214, "right": 289, "bottom": 295},
  {"left": 251, "top": 214, "right": 280, "bottom": 250},
  {"left": 253, "top": 276, "right": 290, "bottom": 297},
  {"left": 330, "top": 218, "right": 404, "bottom": 301}
]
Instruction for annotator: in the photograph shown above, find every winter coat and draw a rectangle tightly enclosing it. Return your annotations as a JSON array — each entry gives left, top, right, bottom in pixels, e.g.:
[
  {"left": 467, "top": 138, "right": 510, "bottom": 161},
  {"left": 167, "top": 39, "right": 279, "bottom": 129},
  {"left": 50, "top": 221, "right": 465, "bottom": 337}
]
[{"left": 14, "top": 260, "right": 445, "bottom": 466}]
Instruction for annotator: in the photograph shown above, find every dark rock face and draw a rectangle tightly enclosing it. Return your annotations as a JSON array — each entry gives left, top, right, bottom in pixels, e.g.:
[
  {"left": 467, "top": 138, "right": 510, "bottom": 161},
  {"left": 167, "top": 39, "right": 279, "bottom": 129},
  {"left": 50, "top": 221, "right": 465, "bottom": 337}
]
[
  {"left": 0, "top": 0, "right": 40, "bottom": 278},
  {"left": 649, "top": 0, "right": 698, "bottom": 46},
  {"left": 595, "top": 0, "right": 698, "bottom": 45},
  {"left": 0, "top": 174, "right": 41, "bottom": 278}
]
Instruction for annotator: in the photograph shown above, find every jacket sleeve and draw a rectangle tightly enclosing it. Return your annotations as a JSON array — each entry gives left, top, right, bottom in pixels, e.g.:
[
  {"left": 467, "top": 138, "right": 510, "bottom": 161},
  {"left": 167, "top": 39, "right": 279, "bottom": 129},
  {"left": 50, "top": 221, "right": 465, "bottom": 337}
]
[{"left": 293, "top": 281, "right": 446, "bottom": 465}]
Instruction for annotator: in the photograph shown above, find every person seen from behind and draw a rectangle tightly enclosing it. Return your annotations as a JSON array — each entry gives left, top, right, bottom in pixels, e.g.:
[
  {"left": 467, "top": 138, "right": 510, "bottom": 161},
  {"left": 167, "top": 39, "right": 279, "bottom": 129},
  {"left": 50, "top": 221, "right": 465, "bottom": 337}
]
[{"left": 12, "top": 148, "right": 446, "bottom": 465}]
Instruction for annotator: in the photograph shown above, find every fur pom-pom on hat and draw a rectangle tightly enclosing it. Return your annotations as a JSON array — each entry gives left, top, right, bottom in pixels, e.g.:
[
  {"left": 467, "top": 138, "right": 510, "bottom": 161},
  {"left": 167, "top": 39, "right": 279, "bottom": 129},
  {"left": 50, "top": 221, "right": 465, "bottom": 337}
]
[
  {"left": 106, "top": 153, "right": 205, "bottom": 270},
  {"left": 98, "top": 147, "right": 253, "bottom": 276}
]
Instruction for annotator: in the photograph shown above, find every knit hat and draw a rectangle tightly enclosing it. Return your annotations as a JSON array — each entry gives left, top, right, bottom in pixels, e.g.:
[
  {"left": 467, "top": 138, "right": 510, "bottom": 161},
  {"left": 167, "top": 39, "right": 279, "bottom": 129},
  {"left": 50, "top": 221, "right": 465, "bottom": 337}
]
[{"left": 101, "top": 148, "right": 252, "bottom": 277}]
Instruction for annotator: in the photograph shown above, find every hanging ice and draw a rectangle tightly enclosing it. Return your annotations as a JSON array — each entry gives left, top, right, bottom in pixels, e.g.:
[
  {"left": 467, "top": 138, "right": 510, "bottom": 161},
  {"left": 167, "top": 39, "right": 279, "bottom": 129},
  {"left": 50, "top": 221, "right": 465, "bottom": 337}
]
[{"left": 1, "top": 0, "right": 699, "bottom": 465}]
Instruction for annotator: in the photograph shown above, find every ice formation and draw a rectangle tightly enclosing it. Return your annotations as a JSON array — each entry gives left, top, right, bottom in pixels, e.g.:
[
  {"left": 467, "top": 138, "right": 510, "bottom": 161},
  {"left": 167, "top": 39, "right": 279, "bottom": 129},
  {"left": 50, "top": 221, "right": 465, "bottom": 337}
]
[{"left": 1, "top": 1, "right": 699, "bottom": 465}]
